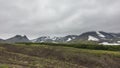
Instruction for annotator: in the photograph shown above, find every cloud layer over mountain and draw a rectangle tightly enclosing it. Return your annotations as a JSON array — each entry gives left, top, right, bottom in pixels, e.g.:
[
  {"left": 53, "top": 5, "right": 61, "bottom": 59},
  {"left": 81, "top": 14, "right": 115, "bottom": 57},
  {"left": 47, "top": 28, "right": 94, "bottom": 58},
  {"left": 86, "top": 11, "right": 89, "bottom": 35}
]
[{"left": 0, "top": 0, "right": 120, "bottom": 39}]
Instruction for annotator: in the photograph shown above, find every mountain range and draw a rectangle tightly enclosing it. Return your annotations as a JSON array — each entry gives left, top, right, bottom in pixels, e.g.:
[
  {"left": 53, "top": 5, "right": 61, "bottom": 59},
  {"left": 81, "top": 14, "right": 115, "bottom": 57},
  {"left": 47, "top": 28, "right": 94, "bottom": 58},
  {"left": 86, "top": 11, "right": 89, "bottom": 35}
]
[{"left": 0, "top": 31, "right": 120, "bottom": 45}]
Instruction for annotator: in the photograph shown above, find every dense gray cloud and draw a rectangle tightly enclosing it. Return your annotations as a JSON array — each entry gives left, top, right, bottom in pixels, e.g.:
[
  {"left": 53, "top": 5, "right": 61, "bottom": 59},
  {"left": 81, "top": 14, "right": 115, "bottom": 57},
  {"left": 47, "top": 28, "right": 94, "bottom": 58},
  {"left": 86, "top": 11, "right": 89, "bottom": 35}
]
[{"left": 0, "top": 0, "right": 120, "bottom": 39}]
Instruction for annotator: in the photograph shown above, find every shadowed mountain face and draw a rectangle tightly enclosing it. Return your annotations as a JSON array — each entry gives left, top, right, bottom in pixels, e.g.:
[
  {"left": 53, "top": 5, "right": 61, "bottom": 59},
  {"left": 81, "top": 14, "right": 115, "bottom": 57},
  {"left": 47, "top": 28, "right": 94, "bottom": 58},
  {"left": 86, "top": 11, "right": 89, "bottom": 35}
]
[
  {"left": 0, "top": 31, "right": 120, "bottom": 44},
  {"left": 77, "top": 31, "right": 100, "bottom": 41},
  {"left": 5, "top": 35, "right": 30, "bottom": 43},
  {"left": 0, "top": 39, "right": 5, "bottom": 43}
]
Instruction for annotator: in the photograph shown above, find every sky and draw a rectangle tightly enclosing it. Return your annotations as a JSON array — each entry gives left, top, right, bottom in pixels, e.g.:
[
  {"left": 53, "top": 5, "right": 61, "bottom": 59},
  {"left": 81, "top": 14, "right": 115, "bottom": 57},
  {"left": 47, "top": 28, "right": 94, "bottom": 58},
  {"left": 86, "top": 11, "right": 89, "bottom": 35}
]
[{"left": 0, "top": 0, "right": 120, "bottom": 39}]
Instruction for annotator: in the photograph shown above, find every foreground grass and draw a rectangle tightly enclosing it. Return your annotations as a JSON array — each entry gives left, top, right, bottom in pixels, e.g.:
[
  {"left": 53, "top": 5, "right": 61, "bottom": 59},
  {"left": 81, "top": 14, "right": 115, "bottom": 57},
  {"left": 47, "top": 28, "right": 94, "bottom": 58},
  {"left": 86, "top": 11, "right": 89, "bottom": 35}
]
[
  {"left": 0, "top": 43, "right": 120, "bottom": 68},
  {"left": 0, "top": 64, "right": 8, "bottom": 68},
  {"left": 0, "top": 47, "right": 83, "bottom": 68}
]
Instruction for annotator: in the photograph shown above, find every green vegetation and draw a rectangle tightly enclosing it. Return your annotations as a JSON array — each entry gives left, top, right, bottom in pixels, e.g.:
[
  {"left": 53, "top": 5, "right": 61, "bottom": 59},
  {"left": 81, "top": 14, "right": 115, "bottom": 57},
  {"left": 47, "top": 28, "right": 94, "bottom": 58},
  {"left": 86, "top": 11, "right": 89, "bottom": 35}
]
[
  {"left": 0, "top": 43, "right": 120, "bottom": 68},
  {"left": 19, "top": 42, "right": 120, "bottom": 51},
  {"left": 0, "top": 64, "right": 8, "bottom": 68}
]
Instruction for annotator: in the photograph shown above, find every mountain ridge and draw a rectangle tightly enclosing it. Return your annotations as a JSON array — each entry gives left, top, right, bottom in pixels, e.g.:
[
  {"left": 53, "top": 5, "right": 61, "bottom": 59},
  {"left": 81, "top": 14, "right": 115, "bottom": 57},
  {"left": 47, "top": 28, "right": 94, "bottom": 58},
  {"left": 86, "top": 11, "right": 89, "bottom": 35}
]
[{"left": 0, "top": 31, "right": 120, "bottom": 45}]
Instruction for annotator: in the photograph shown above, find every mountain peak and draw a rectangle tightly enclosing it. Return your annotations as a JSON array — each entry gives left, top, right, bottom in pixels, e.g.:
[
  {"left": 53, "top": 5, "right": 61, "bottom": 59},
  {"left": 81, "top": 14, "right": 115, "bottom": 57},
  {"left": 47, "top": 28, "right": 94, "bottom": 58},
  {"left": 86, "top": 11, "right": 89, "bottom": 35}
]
[
  {"left": 14, "top": 35, "right": 22, "bottom": 37},
  {"left": 6, "top": 35, "right": 30, "bottom": 43}
]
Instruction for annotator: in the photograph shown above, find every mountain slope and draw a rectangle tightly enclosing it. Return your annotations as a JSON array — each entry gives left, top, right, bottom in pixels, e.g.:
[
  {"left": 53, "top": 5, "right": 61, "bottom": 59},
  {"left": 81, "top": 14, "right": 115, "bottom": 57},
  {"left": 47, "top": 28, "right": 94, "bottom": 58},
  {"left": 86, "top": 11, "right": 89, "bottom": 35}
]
[
  {"left": 31, "top": 31, "right": 120, "bottom": 45},
  {"left": 6, "top": 35, "right": 30, "bottom": 43},
  {"left": 0, "top": 31, "right": 120, "bottom": 44},
  {"left": 0, "top": 39, "right": 5, "bottom": 43}
]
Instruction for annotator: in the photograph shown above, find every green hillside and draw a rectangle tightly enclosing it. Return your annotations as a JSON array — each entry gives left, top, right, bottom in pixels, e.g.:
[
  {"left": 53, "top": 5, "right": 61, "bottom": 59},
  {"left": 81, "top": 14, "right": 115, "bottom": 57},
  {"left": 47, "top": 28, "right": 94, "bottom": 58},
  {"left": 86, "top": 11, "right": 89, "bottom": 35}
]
[{"left": 0, "top": 43, "right": 120, "bottom": 68}]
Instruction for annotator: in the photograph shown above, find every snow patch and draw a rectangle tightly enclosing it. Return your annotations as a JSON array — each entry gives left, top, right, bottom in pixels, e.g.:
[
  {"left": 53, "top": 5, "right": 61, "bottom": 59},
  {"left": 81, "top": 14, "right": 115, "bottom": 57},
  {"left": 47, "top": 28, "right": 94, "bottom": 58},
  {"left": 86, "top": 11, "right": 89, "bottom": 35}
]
[
  {"left": 88, "top": 36, "right": 99, "bottom": 41},
  {"left": 72, "top": 37, "right": 76, "bottom": 39},
  {"left": 31, "top": 39, "right": 37, "bottom": 42},
  {"left": 117, "top": 41, "right": 120, "bottom": 43},
  {"left": 40, "top": 41, "right": 44, "bottom": 42},
  {"left": 67, "top": 38, "right": 72, "bottom": 41},
  {"left": 96, "top": 31, "right": 105, "bottom": 38},
  {"left": 52, "top": 37, "right": 57, "bottom": 41},
  {"left": 100, "top": 42, "right": 120, "bottom": 45}
]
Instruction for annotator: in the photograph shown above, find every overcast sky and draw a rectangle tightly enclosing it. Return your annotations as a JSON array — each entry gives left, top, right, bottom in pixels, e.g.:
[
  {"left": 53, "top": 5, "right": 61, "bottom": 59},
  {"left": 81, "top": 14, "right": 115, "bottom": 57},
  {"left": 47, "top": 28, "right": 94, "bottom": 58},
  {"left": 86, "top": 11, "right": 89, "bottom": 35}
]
[{"left": 0, "top": 0, "right": 120, "bottom": 39}]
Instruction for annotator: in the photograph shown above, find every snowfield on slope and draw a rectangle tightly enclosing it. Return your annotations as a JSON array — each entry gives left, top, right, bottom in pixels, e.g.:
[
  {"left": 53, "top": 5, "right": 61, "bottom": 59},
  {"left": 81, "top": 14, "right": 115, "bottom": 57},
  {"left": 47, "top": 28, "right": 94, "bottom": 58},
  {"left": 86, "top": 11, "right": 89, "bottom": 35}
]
[
  {"left": 88, "top": 36, "right": 99, "bottom": 41},
  {"left": 100, "top": 42, "right": 120, "bottom": 45}
]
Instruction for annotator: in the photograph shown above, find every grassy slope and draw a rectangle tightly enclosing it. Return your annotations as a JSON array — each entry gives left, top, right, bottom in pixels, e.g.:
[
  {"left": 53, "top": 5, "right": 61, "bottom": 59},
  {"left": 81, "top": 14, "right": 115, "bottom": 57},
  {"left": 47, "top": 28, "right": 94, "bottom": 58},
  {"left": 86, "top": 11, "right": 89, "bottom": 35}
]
[{"left": 0, "top": 43, "right": 120, "bottom": 68}]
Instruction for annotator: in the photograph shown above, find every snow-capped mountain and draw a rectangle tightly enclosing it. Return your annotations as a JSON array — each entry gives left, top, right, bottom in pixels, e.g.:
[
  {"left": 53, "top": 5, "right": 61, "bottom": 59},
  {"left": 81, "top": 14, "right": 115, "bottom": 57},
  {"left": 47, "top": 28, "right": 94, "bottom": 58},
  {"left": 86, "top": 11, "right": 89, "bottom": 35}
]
[
  {"left": 33, "top": 35, "right": 78, "bottom": 43},
  {"left": 34, "top": 36, "right": 53, "bottom": 43},
  {"left": 77, "top": 31, "right": 120, "bottom": 42},
  {"left": 72, "top": 31, "right": 120, "bottom": 45},
  {"left": 0, "top": 31, "right": 120, "bottom": 45},
  {"left": 31, "top": 31, "right": 120, "bottom": 45}
]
